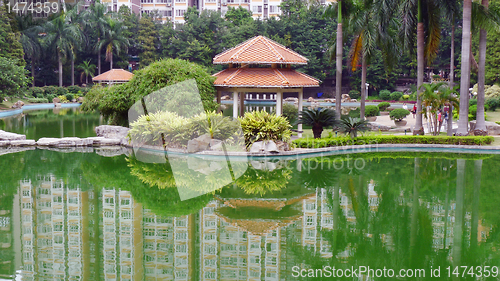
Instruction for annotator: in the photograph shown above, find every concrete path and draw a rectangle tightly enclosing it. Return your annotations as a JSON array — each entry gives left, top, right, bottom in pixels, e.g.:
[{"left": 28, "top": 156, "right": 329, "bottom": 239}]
[{"left": 373, "top": 114, "right": 457, "bottom": 134}]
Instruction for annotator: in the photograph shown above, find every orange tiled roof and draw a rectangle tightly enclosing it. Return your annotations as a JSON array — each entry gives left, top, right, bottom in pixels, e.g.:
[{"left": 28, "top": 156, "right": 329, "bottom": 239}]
[
  {"left": 213, "top": 68, "right": 320, "bottom": 88},
  {"left": 213, "top": 36, "right": 308, "bottom": 65},
  {"left": 92, "top": 69, "right": 134, "bottom": 82}
]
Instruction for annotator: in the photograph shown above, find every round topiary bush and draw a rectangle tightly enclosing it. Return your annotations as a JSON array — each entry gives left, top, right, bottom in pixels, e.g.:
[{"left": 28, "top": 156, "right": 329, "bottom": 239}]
[
  {"left": 390, "top": 108, "right": 410, "bottom": 121},
  {"left": 390, "top": 91, "right": 403, "bottom": 101},
  {"left": 486, "top": 97, "right": 500, "bottom": 111},
  {"left": 402, "top": 94, "right": 410, "bottom": 100},
  {"left": 379, "top": 90, "right": 391, "bottom": 100},
  {"left": 365, "top": 105, "right": 380, "bottom": 117},
  {"left": 378, "top": 102, "right": 391, "bottom": 111},
  {"left": 349, "top": 90, "right": 361, "bottom": 100}
]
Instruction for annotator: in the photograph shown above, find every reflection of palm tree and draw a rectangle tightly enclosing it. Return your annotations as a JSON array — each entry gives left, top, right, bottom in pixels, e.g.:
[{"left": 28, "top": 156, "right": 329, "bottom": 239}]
[{"left": 453, "top": 159, "right": 466, "bottom": 267}]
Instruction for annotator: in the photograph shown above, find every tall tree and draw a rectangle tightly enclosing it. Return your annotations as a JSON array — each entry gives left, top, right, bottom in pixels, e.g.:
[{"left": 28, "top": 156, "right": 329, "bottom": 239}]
[
  {"left": 475, "top": 0, "right": 489, "bottom": 135},
  {"left": 457, "top": 0, "right": 473, "bottom": 135},
  {"left": 44, "top": 13, "right": 83, "bottom": 87},
  {"left": 347, "top": 0, "right": 398, "bottom": 119},
  {"left": 0, "top": 5, "right": 24, "bottom": 65},
  {"left": 399, "top": 0, "right": 443, "bottom": 135},
  {"left": 137, "top": 16, "right": 158, "bottom": 67},
  {"left": 84, "top": 1, "right": 108, "bottom": 75},
  {"left": 16, "top": 15, "right": 42, "bottom": 87},
  {"left": 98, "top": 18, "right": 129, "bottom": 70}
]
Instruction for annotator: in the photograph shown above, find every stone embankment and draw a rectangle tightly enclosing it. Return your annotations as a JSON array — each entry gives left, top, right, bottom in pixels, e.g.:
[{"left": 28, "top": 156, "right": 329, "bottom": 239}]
[{"left": 0, "top": 125, "right": 130, "bottom": 148}]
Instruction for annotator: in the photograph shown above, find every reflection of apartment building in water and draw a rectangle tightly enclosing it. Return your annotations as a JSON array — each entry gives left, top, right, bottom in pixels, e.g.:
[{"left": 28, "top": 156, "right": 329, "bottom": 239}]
[{"left": 11, "top": 176, "right": 492, "bottom": 280}]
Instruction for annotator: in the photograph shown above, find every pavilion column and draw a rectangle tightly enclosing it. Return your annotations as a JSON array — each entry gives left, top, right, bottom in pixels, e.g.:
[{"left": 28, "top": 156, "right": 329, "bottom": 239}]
[
  {"left": 216, "top": 90, "right": 222, "bottom": 113},
  {"left": 239, "top": 92, "right": 245, "bottom": 117},
  {"left": 233, "top": 92, "right": 238, "bottom": 118},
  {"left": 298, "top": 89, "right": 303, "bottom": 138},
  {"left": 276, "top": 90, "right": 283, "bottom": 116}
]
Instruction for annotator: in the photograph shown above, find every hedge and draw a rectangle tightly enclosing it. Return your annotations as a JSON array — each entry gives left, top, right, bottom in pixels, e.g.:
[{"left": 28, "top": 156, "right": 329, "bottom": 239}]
[
  {"left": 26, "top": 98, "right": 49, "bottom": 103},
  {"left": 293, "top": 135, "right": 494, "bottom": 148}
]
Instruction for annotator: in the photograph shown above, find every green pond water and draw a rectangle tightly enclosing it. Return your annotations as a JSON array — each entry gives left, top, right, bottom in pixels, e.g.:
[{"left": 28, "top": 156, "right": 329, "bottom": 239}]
[
  {"left": 0, "top": 149, "right": 499, "bottom": 280},
  {"left": 0, "top": 110, "right": 499, "bottom": 280},
  {"left": 0, "top": 108, "right": 102, "bottom": 140}
]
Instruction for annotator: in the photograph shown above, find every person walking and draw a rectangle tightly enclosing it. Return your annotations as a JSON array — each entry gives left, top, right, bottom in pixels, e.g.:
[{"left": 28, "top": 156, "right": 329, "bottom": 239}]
[
  {"left": 403, "top": 102, "right": 408, "bottom": 110},
  {"left": 412, "top": 103, "right": 417, "bottom": 118}
]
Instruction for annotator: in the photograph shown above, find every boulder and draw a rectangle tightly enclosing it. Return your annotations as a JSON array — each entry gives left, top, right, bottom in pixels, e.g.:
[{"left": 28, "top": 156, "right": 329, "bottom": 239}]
[
  {"left": 37, "top": 137, "right": 93, "bottom": 147},
  {"left": 54, "top": 103, "right": 62, "bottom": 108},
  {"left": 77, "top": 97, "right": 84, "bottom": 103},
  {"left": 307, "top": 97, "right": 315, "bottom": 102},
  {"left": 95, "top": 146, "right": 132, "bottom": 157},
  {"left": 284, "top": 97, "right": 298, "bottom": 102},
  {"left": 0, "top": 130, "right": 26, "bottom": 141},
  {"left": 15, "top": 100, "right": 24, "bottom": 108},
  {"left": 250, "top": 160, "right": 278, "bottom": 171},
  {"left": 86, "top": 137, "right": 121, "bottom": 146},
  {"left": 9, "top": 140, "right": 36, "bottom": 147},
  {"left": 249, "top": 141, "right": 279, "bottom": 153},
  {"left": 0, "top": 141, "right": 10, "bottom": 147},
  {"left": 71, "top": 99, "right": 77, "bottom": 103},
  {"left": 209, "top": 139, "right": 224, "bottom": 151},
  {"left": 367, "top": 122, "right": 391, "bottom": 131},
  {"left": 187, "top": 134, "right": 211, "bottom": 153},
  {"left": 469, "top": 120, "right": 500, "bottom": 135},
  {"left": 53, "top": 97, "right": 60, "bottom": 103},
  {"left": 95, "top": 125, "right": 130, "bottom": 139},
  {"left": 221, "top": 95, "right": 232, "bottom": 100}
]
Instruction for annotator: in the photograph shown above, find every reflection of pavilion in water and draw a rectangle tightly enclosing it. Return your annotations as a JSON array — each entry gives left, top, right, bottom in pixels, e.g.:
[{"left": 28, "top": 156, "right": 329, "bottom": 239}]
[{"left": 9, "top": 175, "right": 492, "bottom": 280}]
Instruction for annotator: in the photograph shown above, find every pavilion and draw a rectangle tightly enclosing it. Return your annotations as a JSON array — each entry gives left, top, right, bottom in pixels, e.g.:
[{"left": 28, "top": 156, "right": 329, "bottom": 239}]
[
  {"left": 92, "top": 69, "right": 134, "bottom": 85},
  {"left": 212, "top": 36, "right": 320, "bottom": 137}
]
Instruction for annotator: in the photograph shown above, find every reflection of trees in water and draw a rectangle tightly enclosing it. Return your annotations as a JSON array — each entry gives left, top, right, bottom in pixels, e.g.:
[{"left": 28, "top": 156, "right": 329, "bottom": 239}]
[{"left": 293, "top": 155, "right": 499, "bottom": 280}]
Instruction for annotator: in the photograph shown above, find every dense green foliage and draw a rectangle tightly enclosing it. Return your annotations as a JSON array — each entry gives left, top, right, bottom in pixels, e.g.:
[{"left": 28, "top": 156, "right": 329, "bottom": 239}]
[
  {"left": 349, "top": 90, "right": 361, "bottom": 100},
  {"left": 390, "top": 108, "right": 411, "bottom": 121},
  {"left": 379, "top": 90, "right": 392, "bottom": 100},
  {"left": 82, "top": 58, "right": 217, "bottom": 124},
  {"left": 364, "top": 105, "right": 379, "bottom": 117},
  {"left": 0, "top": 5, "right": 24, "bottom": 65},
  {"left": 390, "top": 91, "right": 403, "bottom": 101},
  {"left": 282, "top": 103, "right": 298, "bottom": 123},
  {"left": 0, "top": 57, "right": 30, "bottom": 98},
  {"left": 239, "top": 110, "right": 291, "bottom": 146},
  {"left": 293, "top": 135, "right": 494, "bottom": 148}
]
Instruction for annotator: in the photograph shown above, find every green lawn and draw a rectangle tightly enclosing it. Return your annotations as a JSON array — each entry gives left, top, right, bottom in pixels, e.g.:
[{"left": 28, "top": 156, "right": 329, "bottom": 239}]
[
  {"left": 0, "top": 97, "right": 33, "bottom": 110},
  {"left": 486, "top": 110, "right": 500, "bottom": 123}
]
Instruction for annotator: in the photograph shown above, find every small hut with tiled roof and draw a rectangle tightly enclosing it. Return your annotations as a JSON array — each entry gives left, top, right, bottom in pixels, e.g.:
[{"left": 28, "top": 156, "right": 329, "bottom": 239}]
[
  {"left": 213, "top": 36, "right": 320, "bottom": 137},
  {"left": 92, "top": 69, "right": 134, "bottom": 85}
]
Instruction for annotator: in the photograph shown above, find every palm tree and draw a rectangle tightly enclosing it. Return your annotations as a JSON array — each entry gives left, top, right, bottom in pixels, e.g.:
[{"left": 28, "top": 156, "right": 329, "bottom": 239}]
[
  {"left": 338, "top": 116, "right": 370, "bottom": 138},
  {"left": 66, "top": 7, "right": 85, "bottom": 86},
  {"left": 97, "top": 18, "right": 129, "bottom": 70},
  {"left": 324, "top": 0, "right": 354, "bottom": 120},
  {"left": 347, "top": 0, "right": 398, "bottom": 119},
  {"left": 16, "top": 15, "right": 42, "bottom": 87},
  {"left": 457, "top": 0, "right": 473, "bottom": 136},
  {"left": 297, "top": 108, "right": 337, "bottom": 139},
  {"left": 78, "top": 60, "right": 96, "bottom": 84},
  {"left": 83, "top": 1, "right": 108, "bottom": 75},
  {"left": 399, "top": 0, "right": 444, "bottom": 135},
  {"left": 44, "top": 13, "right": 83, "bottom": 87}
]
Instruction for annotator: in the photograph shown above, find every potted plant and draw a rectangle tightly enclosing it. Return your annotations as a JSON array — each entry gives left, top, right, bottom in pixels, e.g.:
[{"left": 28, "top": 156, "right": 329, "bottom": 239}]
[
  {"left": 390, "top": 108, "right": 410, "bottom": 126},
  {"left": 365, "top": 105, "right": 379, "bottom": 121}
]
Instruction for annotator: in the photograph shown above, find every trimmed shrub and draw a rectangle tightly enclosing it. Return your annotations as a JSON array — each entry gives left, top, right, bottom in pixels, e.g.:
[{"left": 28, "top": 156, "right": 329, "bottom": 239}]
[
  {"left": 378, "top": 102, "right": 391, "bottom": 111},
  {"left": 349, "top": 90, "right": 361, "bottom": 100},
  {"left": 486, "top": 97, "right": 500, "bottom": 111},
  {"left": 402, "top": 94, "right": 410, "bottom": 100},
  {"left": 46, "top": 94, "right": 56, "bottom": 103},
  {"left": 43, "top": 86, "right": 58, "bottom": 97},
  {"left": 26, "top": 98, "right": 49, "bottom": 103},
  {"left": 282, "top": 103, "right": 298, "bottom": 123},
  {"left": 469, "top": 99, "right": 477, "bottom": 106},
  {"left": 348, "top": 108, "right": 360, "bottom": 118},
  {"left": 379, "top": 90, "right": 391, "bottom": 100},
  {"left": 65, "top": 93, "right": 74, "bottom": 101},
  {"left": 293, "top": 135, "right": 494, "bottom": 148},
  {"left": 240, "top": 110, "right": 291, "bottom": 147},
  {"left": 390, "top": 91, "right": 403, "bottom": 101},
  {"left": 365, "top": 105, "right": 379, "bottom": 117},
  {"left": 56, "top": 87, "right": 67, "bottom": 96},
  {"left": 29, "top": 87, "right": 45, "bottom": 98},
  {"left": 390, "top": 108, "right": 410, "bottom": 121},
  {"left": 67, "top": 85, "right": 81, "bottom": 94}
]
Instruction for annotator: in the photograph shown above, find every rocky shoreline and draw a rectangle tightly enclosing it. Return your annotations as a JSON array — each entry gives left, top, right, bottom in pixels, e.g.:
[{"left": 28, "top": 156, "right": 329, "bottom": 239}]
[{"left": 0, "top": 125, "right": 131, "bottom": 148}]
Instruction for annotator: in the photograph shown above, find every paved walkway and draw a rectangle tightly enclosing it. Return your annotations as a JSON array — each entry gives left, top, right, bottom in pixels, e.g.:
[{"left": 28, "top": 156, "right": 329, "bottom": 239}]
[{"left": 373, "top": 113, "right": 456, "bottom": 134}]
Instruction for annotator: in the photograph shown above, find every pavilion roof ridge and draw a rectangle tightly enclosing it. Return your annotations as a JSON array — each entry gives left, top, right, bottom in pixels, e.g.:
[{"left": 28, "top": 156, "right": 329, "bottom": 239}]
[{"left": 213, "top": 35, "right": 309, "bottom": 65}]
